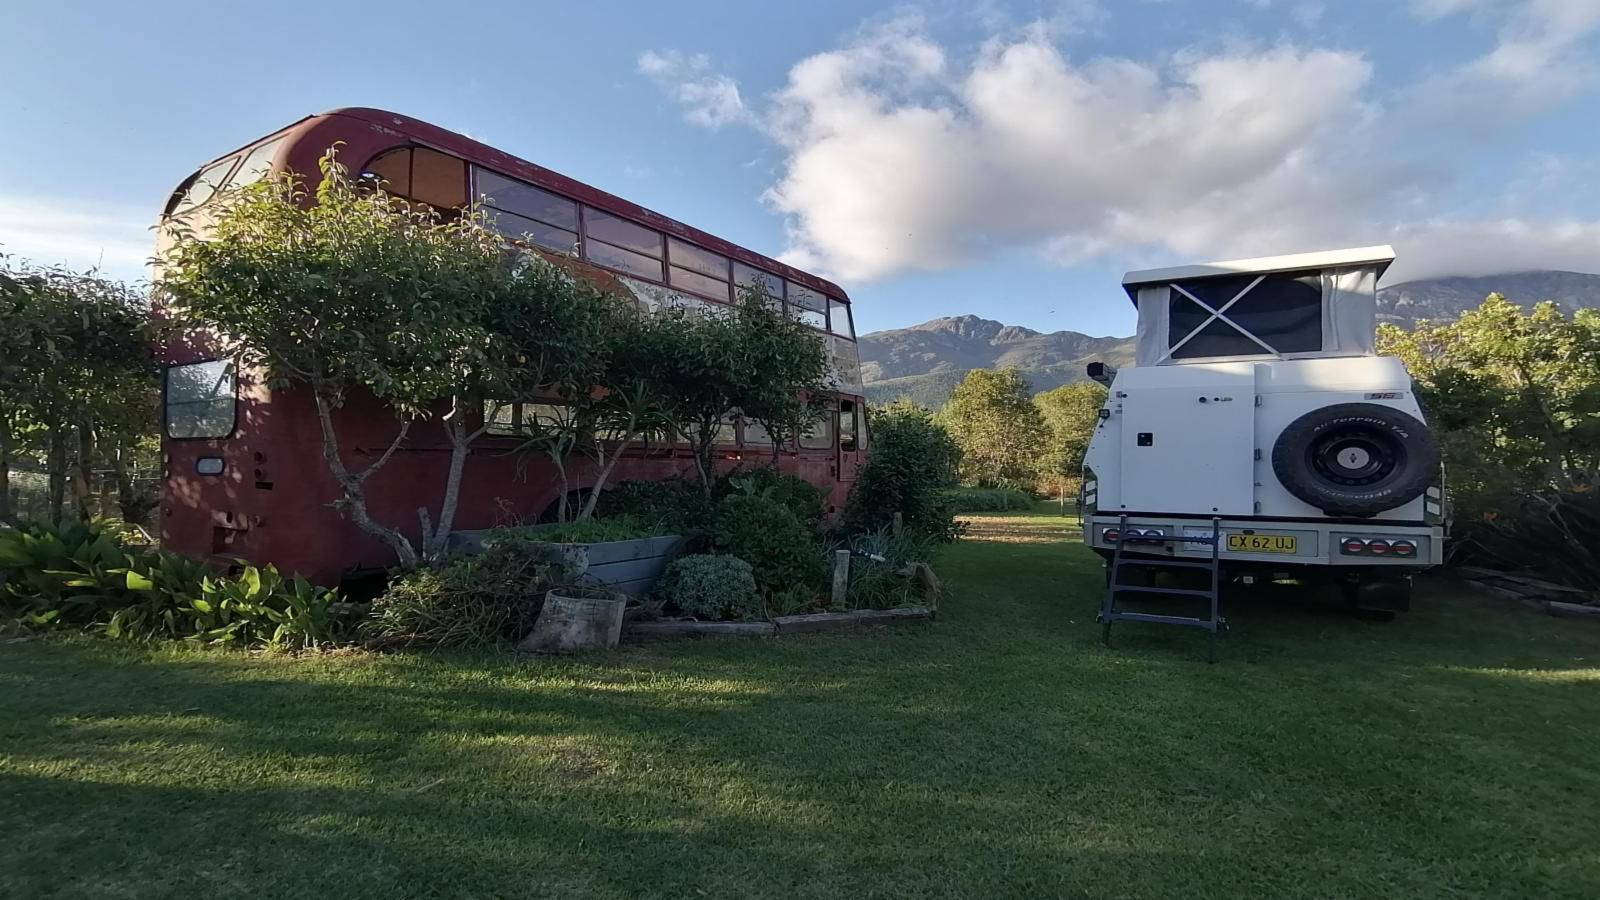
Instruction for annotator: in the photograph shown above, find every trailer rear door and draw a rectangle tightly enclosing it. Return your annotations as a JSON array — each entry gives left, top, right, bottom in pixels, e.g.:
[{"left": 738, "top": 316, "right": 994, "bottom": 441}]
[{"left": 1119, "top": 367, "right": 1255, "bottom": 516}]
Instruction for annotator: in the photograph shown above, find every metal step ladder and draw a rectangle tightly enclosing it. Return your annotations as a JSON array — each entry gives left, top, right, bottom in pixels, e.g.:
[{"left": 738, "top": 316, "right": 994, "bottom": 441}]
[{"left": 1096, "top": 514, "right": 1228, "bottom": 662}]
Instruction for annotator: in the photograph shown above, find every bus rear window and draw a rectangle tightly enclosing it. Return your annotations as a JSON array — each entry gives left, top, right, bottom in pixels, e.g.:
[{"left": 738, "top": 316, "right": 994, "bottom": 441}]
[{"left": 166, "top": 360, "right": 237, "bottom": 439}]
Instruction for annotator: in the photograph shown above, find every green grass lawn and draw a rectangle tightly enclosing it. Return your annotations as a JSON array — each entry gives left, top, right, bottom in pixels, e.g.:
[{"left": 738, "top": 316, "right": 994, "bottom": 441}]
[{"left": 4, "top": 507, "right": 1599, "bottom": 899}]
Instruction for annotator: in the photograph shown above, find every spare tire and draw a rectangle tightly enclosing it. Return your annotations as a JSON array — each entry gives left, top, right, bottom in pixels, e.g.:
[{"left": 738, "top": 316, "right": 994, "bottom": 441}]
[{"left": 1271, "top": 403, "right": 1439, "bottom": 517}]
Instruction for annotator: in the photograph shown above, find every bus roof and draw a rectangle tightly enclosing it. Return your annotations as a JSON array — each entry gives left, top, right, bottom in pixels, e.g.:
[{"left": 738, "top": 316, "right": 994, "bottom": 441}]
[{"left": 178, "top": 106, "right": 850, "bottom": 303}]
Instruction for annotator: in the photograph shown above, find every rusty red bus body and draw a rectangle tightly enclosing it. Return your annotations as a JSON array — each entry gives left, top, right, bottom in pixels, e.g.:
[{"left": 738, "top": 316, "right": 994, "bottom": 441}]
[{"left": 157, "top": 108, "right": 866, "bottom": 585}]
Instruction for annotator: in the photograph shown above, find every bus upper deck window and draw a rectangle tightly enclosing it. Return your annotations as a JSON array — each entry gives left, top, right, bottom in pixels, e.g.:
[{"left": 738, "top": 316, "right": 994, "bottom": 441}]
[
  {"left": 410, "top": 148, "right": 468, "bottom": 209},
  {"left": 227, "top": 138, "right": 284, "bottom": 190},
  {"left": 171, "top": 156, "right": 239, "bottom": 215},
  {"left": 166, "top": 360, "right": 237, "bottom": 439},
  {"left": 364, "top": 148, "right": 412, "bottom": 196},
  {"left": 829, "top": 299, "right": 854, "bottom": 340}
]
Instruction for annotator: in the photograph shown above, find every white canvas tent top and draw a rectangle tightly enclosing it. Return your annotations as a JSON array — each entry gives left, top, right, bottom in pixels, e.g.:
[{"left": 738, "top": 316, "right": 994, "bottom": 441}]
[{"left": 1122, "top": 245, "right": 1395, "bottom": 368}]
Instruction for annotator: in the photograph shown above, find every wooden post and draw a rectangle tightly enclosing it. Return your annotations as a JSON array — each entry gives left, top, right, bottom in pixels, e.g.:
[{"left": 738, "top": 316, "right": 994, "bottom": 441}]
[
  {"left": 831, "top": 549, "right": 851, "bottom": 608},
  {"left": 892, "top": 512, "right": 903, "bottom": 536}
]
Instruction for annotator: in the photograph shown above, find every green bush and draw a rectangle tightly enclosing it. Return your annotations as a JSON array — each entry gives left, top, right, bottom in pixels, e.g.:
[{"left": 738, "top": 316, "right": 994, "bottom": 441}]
[
  {"left": 367, "top": 536, "right": 556, "bottom": 648},
  {"left": 844, "top": 400, "right": 964, "bottom": 542},
  {"left": 939, "top": 487, "right": 1035, "bottom": 513},
  {"left": 592, "top": 478, "right": 714, "bottom": 536},
  {"left": 511, "top": 516, "right": 659, "bottom": 544},
  {"left": 654, "top": 554, "right": 760, "bottom": 620},
  {"left": 710, "top": 494, "right": 825, "bottom": 594},
  {"left": 721, "top": 467, "right": 827, "bottom": 528},
  {"left": 0, "top": 521, "right": 346, "bottom": 650}
]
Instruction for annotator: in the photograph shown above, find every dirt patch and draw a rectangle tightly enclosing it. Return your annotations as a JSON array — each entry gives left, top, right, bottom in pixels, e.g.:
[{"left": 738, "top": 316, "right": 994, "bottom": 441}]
[{"left": 961, "top": 516, "right": 1082, "bottom": 545}]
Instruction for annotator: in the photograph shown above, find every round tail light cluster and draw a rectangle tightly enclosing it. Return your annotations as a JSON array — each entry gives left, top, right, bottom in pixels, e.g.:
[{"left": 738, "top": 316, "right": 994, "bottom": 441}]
[
  {"left": 1103, "top": 527, "right": 1166, "bottom": 544},
  {"left": 1341, "top": 537, "right": 1420, "bottom": 558}
]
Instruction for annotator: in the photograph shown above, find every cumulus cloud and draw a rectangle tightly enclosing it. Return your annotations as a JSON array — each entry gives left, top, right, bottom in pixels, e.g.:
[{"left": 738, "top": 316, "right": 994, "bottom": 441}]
[
  {"left": 0, "top": 195, "right": 152, "bottom": 282},
  {"left": 641, "top": 3, "right": 1600, "bottom": 284},
  {"left": 1405, "top": 0, "right": 1600, "bottom": 125},
  {"left": 637, "top": 50, "right": 751, "bottom": 129}
]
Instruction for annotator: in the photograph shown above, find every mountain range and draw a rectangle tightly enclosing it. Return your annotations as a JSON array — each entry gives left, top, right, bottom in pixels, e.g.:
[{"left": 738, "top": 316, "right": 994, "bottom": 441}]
[{"left": 860, "top": 270, "right": 1600, "bottom": 408}]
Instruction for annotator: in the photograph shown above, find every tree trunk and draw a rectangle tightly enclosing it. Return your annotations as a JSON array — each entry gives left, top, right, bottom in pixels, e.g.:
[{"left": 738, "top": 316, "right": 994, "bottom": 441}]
[
  {"left": 0, "top": 416, "right": 12, "bottom": 524},
  {"left": 109, "top": 441, "right": 152, "bottom": 526},
  {"left": 46, "top": 426, "right": 68, "bottom": 527},
  {"left": 422, "top": 400, "right": 475, "bottom": 563},
  {"left": 313, "top": 391, "right": 419, "bottom": 570},
  {"left": 72, "top": 418, "right": 95, "bottom": 523},
  {"left": 577, "top": 427, "right": 641, "bottom": 522}
]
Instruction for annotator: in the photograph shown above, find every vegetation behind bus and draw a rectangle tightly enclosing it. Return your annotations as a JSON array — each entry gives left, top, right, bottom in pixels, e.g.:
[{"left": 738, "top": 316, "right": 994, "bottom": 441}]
[
  {"left": 0, "top": 259, "right": 157, "bottom": 528},
  {"left": 159, "top": 150, "right": 832, "bottom": 571}
]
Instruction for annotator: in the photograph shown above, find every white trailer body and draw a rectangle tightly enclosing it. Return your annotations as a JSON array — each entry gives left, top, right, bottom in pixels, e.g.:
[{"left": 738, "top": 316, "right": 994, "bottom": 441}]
[{"left": 1082, "top": 246, "right": 1445, "bottom": 583}]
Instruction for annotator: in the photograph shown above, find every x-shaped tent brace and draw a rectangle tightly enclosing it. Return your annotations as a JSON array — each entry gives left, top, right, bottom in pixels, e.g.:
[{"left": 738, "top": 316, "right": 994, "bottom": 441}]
[{"left": 1157, "top": 273, "right": 1286, "bottom": 364}]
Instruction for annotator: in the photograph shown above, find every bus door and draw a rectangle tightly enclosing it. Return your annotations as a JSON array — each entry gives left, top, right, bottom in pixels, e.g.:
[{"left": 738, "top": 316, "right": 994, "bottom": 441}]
[{"left": 837, "top": 398, "right": 863, "bottom": 484}]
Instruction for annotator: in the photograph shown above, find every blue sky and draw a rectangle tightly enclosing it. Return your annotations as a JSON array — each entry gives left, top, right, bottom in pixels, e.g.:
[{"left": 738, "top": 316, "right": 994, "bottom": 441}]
[{"left": 2, "top": 0, "right": 1598, "bottom": 338}]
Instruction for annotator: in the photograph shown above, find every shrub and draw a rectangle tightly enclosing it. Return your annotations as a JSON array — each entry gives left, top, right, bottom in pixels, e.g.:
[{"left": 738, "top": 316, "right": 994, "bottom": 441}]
[
  {"left": 366, "top": 536, "right": 556, "bottom": 648},
  {"left": 844, "top": 400, "right": 964, "bottom": 542},
  {"left": 592, "top": 478, "right": 714, "bottom": 536},
  {"left": 513, "top": 516, "right": 659, "bottom": 544},
  {"left": 654, "top": 554, "right": 760, "bottom": 620},
  {"left": 939, "top": 487, "right": 1035, "bottom": 513},
  {"left": 710, "top": 494, "right": 825, "bottom": 594},
  {"left": 0, "top": 521, "right": 346, "bottom": 650},
  {"left": 721, "top": 467, "right": 827, "bottom": 528}
]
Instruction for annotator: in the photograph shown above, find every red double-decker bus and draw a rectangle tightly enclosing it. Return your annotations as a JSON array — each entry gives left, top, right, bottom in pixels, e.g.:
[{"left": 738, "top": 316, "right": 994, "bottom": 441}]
[{"left": 156, "top": 108, "right": 866, "bottom": 585}]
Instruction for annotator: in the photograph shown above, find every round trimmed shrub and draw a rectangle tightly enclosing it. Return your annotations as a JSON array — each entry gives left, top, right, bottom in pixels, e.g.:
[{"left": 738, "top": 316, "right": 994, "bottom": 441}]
[
  {"left": 655, "top": 554, "right": 759, "bottom": 620},
  {"left": 710, "top": 494, "right": 825, "bottom": 594}
]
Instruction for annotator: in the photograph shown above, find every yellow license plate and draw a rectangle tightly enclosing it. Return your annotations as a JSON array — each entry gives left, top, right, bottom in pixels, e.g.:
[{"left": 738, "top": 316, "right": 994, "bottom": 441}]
[{"left": 1226, "top": 534, "right": 1298, "bottom": 554}]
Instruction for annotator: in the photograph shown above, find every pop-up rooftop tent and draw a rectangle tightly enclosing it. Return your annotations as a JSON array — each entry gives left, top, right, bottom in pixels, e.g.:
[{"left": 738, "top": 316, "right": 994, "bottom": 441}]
[{"left": 1122, "top": 246, "right": 1395, "bottom": 368}]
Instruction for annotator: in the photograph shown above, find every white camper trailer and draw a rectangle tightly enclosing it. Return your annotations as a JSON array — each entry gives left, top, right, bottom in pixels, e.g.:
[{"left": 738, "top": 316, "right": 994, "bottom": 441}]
[{"left": 1083, "top": 246, "right": 1444, "bottom": 637}]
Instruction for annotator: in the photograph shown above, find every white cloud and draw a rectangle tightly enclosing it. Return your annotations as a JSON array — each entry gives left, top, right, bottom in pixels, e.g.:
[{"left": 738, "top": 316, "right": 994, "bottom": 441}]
[
  {"left": 0, "top": 195, "right": 152, "bottom": 282},
  {"left": 1405, "top": 0, "right": 1600, "bottom": 125},
  {"left": 637, "top": 50, "right": 751, "bottom": 129},
  {"left": 640, "top": 5, "right": 1600, "bottom": 285}
]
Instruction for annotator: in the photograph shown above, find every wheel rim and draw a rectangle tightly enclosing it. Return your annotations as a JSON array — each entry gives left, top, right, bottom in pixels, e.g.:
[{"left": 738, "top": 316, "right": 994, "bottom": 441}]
[{"left": 1309, "top": 427, "right": 1402, "bottom": 488}]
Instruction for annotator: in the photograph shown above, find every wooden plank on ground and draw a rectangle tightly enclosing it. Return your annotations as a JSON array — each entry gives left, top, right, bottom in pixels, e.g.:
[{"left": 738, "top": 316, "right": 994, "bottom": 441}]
[
  {"left": 1548, "top": 601, "right": 1600, "bottom": 620},
  {"left": 626, "top": 620, "right": 775, "bottom": 638}
]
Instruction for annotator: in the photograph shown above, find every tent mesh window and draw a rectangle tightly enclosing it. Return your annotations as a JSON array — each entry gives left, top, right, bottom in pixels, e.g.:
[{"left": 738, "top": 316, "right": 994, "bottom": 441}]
[{"left": 1168, "top": 273, "right": 1322, "bottom": 359}]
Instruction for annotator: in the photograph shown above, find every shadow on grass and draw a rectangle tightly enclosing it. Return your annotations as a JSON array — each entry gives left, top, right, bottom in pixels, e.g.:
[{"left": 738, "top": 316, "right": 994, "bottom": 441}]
[{"left": 3, "top": 510, "right": 1599, "bottom": 898}]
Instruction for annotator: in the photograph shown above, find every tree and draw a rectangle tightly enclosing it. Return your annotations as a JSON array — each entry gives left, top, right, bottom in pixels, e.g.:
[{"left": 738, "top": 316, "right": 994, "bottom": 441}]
[
  {"left": 1379, "top": 294, "right": 1600, "bottom": 493},
  {"left": 650, "top": 288, "right": 831, "bottom": 493},
  {"left": 1034, "top": 381, "right": 1107, "bottom": 506},
  {"left": 0, "top": 260, "right": 156, "bottom": 526},
  {"left": 159, "top": 152, "right": 609, "bottom": 568},
  {"left": 939, "top": 368, "right": 1048, "bottom": 490},
  {"left": 843, "top": 399, "right": 962, "bottom": 540}
]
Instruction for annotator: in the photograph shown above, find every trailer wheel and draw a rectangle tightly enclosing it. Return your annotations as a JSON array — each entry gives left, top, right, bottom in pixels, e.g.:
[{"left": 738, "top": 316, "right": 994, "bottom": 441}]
[{"left": 1271, "top": 403, "right": 1439, "bottom": 517}]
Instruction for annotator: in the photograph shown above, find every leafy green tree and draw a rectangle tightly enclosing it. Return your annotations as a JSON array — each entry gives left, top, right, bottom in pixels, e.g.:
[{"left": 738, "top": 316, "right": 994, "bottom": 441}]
[
  {"left": 939, "top": 368, "right": 1048, "bottom": 490},
  {"left": 1379, "top": 294, "right": 1600, "bottom": 492},
  {"left": 1033, "top": 381, "right": 1107, "bottom": 506},
  {"left": 650, "top": 288, "right": 831, "bottom": 493},
  {"left": 844, "top": 399, "right": 962, "bottom": 541},
  {"left": 160, "top": 152, "right": 609, "bottom": 568},
  {"left": 0, "top": 260, "right": 155, "bottom": 526}
]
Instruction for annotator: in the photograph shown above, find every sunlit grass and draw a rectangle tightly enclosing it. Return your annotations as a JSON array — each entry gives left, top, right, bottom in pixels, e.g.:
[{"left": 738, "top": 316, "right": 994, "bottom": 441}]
[{"left": 3, "top": 504, "right": 1599, "bottom": 899}]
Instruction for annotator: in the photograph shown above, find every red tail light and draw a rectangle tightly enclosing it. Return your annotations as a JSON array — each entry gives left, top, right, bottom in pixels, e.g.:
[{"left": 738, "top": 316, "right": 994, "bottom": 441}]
[
  {"left": 1341, "top": 538, "right": 1367, "bottom": 555},
  {"left": 1366, "top": 539, "right": 1391, "bottom": 556},
  {"left": 1391, "top": 540, "right": 1416, "bottom": 557},
  {"left": 1103, "top": 528, "right": 1121, "bottom": 543}
]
